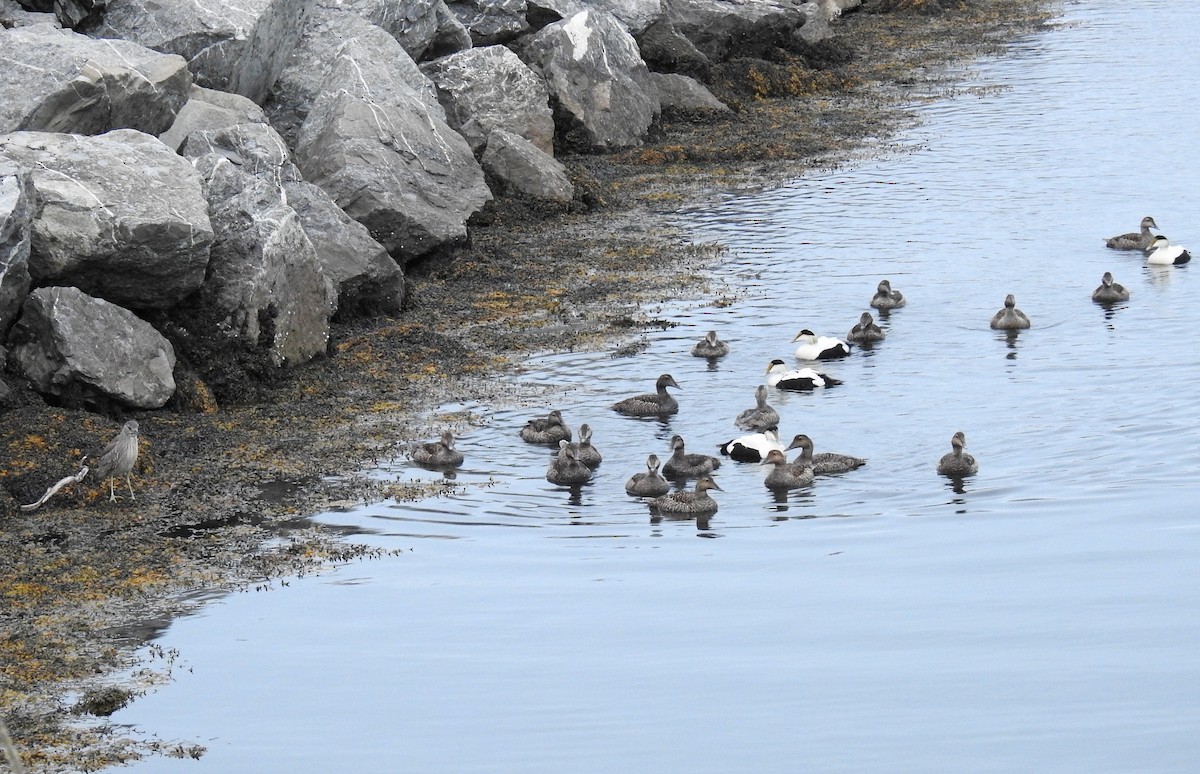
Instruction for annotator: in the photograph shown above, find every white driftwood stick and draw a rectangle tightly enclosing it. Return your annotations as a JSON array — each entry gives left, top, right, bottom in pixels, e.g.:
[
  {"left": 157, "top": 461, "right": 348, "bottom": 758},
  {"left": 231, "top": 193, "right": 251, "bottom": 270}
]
[{"left": 19, "top": 461, "right": 90, "bottom": 512}]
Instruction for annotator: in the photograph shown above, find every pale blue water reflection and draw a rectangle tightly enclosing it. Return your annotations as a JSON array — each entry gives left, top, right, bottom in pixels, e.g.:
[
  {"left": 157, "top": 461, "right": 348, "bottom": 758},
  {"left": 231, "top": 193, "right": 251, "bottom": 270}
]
[{"left": 119, "top": 2, "right": 1200, "bottom": 771}]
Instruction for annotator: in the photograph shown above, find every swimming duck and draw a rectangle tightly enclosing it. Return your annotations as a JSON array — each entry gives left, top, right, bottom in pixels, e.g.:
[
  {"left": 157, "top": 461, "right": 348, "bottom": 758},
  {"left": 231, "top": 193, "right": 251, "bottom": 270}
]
[
  {"left": 1091, "top": 271, "right": 1130, "bottom": 303},
  {"left": 691, "top": 330, "right": 730, "bottom": 358},
  {"left": 650, "top": 475, "right": 721, "bottom": 514},
  {"left": 936, "top": 431, "right": 978, "bottom": 476},
  {"left": 574, "top": 423, "right": 602, "bottom": 468},
  {"left": 611, "top": 374, "right": 680, "bottom": 416},
  {"left": 761, "top": 448, "right": 815, "bottom": 489},
  {"left": 411, "top": 429, "right": 464, "bottom": 468},
  {"left": 734, "top": 384, "right": 780, "bottom": 432},
  {"left": 765, "top": 359, "right": 842, "bottom": 390},
  {"left": 846, "top": 311, "right": 885, "bottom": 343},
  {"left": 1105, "top": 216, "right": 1158, "bottom": 250},
  {"left": 791, "top": 329, "right": 851, "bottom": 360},
  {"left": 520, "top": 409, "right": 572, "bottom": 445},
  {"left": 989, "top": 294, "right": 1031, "bottom": 330},
  {"left": 625, "top": 454, "right": 671, "bottom": 497},
  {"left": 662, "top": 434, "right": 722, "bottom": 479},
  {"left": 869, "top": 279, "right": 906, "bottom": 310},
  {"left": 784, "top": 434, "right": 865, "bottom": 475},
  {"left": 547, "top": 440, "right": 592, "bottom": 485},
  {"left": 1144, "top": 235, "right": 1191, "bottom": 265},
  {"left": 719, "top": 428, "right": 785, "bottom": 462}
]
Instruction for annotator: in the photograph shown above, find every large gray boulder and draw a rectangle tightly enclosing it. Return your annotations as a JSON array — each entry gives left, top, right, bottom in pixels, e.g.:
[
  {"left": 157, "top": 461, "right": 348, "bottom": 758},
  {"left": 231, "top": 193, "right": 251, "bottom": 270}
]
[
  {"left": 519, "top": 9, "right": 660, "bottom": 151},
  {"left": 665, "top": 0, "right": 808, "bottom": 62},
  {"left": 8, "top": 286, "right": 177, "bottom": 409},
  {"left": 421, "top": 45, "right": 555, "bottom": 156},
  {"left": 159, "top": 86, "right": 269, "bottom": 152},
  {"left": 0, "top": 129, "right": 214, "bottom": 310},
  {"left": 266, "top": 8, "right": 442, "bottom": 149},
  {"left": 446, "top": 0, "right": 527, "bottom": 44},
  {"left": 92, "top": 0, "right": 317, "bottom": 104},
  {"left": 635, "top": 15, "right": 711, "bottom": 78},
  {"left": 191, "top": 154, "right": 336, "bottom": 366},
  {"left": 0, "top": 24, "right": 191, "bottom": 136},
  {"left": 180, "top": 122, "right": 403, "bottom": 315},
  {"left": 54, "top": 0, "right": 105, "bottom": 27},
  {"left": 0, "top": 160, "right": 34, "bottom": 335},
  {"left": 296, "top": 32, "right": 491, "bottom": 261},
  {"left": 316, "top": 0, "right": 468, "bottom": 60},
  {"left": 481, "top": 129, "right": 573, "bottom": 204}
]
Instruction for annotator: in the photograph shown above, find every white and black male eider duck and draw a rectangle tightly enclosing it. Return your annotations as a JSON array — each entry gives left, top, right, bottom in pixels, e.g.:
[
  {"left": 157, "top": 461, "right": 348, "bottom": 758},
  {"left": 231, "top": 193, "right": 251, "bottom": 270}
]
[
  {"left": 1144, "top": 235, "right": 1191, "bottom": 266},
  {"left": 650, "top": 475, "right": 721, "bottom": 514},
  {"left": 936, "top": 431, "right": 978, "bottom": 477},
  {"left": 846, "top": 311, "right": 885, "bottom": 343},
  {"left": 625, "top": 454, "right": 671, "bottom": 497},
  {"left": 791, "top": 329, "right": 851, "bottom": 360},
  {"left": 989, "top": 294, "right": 1031, "bottom": 330},
  {"left": 1105, "top": 216, "right": 1158, "bottom": 250},
  {"left": 611, "top": 373, "right": 681, "bottom": 416},
  {"left": 734, "top": 384, "right": 780, "bottom": 432},
  {"left": 575, "top": 423, "right": 602, "bottom": 468},
  {"left": 546, "top": 441, "right": 592, "bottom": 485},
  {"left": 762, "top": 449, "right": 815, "bottom": 489},
  {"left": 1091, "top": 272, "right": 1130, "bottom": 303},
  {"left": 691, "top": 330, "right": 730, "bottom": 359},
  {"left": 520, "top": 409, "right": 572, "bottom": 445},
  {"left": 784, "top": 433, "right": 865, "bottom": 475},
  {"left": 411, "top": 430, "right": 464, "bottom": 468},
  {"left": 765, "top": 359, "right": 842, "bottom": 391},
  {"left": 719, "top": 428, "right": 785, "bottom": 462},
  {"left": 869, "top": 279, "right": 906, "bottom": 310},
  {"left": 662, "top": 434, "right": 721, "bottom": 479}
]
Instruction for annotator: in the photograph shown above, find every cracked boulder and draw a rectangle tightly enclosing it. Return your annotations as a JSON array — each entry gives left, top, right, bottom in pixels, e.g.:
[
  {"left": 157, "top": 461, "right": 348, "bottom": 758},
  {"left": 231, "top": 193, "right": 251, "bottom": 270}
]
[
  {"left": 180, "top": 122, "right": 403, "bottom": 316},
  {"left": 481, "top": 129, "right": 573, "bottom": 204},
  {"left": 315, "top": 0, "right": 469, "bottom": 60},
  {"left": 0, "top": 24, "right": 191, "bottom": 136},
  {"left": 0, "top": 129, "right": 214, "bottom": 310},
  {"left": 190, "top": 153, "right": 337, "bottom": 367},
  {"left": 91, "top": 0, "right": 317, "bottom": 104},
  {"left": 519, "top": 8, "right": 660, "bottom": 151},
  {"left": 295, "top": 30, "right": 491, "bottom": 262},
  {"left": 159, "top": 86, "right": 269, "bottom": 153},
  {"left": 421, "top": 45, "right": 555, "bottom": 156},
  {"left": 8, "top": 285, "right": 177, "bottom": 409}
]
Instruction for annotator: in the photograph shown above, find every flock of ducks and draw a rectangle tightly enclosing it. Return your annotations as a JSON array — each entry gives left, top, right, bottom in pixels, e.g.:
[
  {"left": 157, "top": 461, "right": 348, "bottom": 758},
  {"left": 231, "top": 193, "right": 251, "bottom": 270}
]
[{"left": 408, "top": 216, "right": 1186, "bottom": 519}]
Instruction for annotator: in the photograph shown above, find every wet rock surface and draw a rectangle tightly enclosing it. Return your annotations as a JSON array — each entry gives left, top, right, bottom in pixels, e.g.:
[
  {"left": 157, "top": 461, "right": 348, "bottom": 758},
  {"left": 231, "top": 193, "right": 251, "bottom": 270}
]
[{"left": 0, "top": 1, "right": 1054, "bottom": 769}]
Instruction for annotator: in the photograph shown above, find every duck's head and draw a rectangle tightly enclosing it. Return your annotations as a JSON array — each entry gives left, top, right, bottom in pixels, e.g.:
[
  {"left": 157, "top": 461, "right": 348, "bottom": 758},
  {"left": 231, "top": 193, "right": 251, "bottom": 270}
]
[
  {"left": 579, "top": 423, "right": 593, "bottom": 443},
  {"left": 792, "top": 329, "right": 818, "bottom": 343},
  {"left": 859, "top": 311, "right": 875, "bottom": 325},
  {"left": 440, "top": 430, "right": 456, "bottom": 447},
  {"left": 1003, "top": 294, "right": 1017, "bottom": 309},
  {"left": 704, "top": 330, "right": 720, "bottom": 344},
  {"left": 877, "top": 279, "right": 892, "bottom": 293},
  {"left": 695, "top": 475, "right": 722, "bottom": 493},
  {"left": 1101, "top": 271, "right": 1115, "bottom": 287},
  {"left": 765, "top": 358, "right": 787, "bottom": 374},
  {"left": 763, "top": 449, "right": 788, "bottom": 466},
  {"left": 1147, "top": 235, "right": 1171, "bottom": 251},
  {"left": 670, "top": 434, "right": 686, "bottom": 451},
  {"left": 754, "top": 384, "right": 769, "bottom": 401},
  {"left": 646, "top": 453, "right": 661, "bottom": 470},
  {"left": 657, "top": 373, "right": 681, "bottom": 390},
  {"left": 951, "top": 431, "right": 967, "bottom": 450},
  {"left": 785, "top": 434, "right": 813, "bottom": 452},
  {"left": 547, "top": 409, "right": 564, "bottom": 425},
  {"left": 1142, "top": 216, "right": 1159, "bottom": 230}
]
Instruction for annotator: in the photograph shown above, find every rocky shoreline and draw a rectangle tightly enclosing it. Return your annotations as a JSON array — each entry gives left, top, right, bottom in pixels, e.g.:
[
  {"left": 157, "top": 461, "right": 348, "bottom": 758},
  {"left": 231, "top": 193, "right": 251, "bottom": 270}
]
[{"left": 1, "top": 0, "right": 1054, "bottom": 769}]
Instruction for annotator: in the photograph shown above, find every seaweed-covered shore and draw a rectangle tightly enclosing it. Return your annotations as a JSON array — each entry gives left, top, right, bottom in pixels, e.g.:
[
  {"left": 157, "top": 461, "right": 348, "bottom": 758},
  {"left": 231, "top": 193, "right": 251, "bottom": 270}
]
[{"left": 0, "top": 2, "right": 1055, "bottom": 769}]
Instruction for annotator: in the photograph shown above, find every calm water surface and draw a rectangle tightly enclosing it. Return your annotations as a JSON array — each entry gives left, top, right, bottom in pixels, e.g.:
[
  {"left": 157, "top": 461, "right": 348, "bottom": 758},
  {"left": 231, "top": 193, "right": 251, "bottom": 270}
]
[{"left": 120, "top": 2, "right": 1200, "bottom": 771}]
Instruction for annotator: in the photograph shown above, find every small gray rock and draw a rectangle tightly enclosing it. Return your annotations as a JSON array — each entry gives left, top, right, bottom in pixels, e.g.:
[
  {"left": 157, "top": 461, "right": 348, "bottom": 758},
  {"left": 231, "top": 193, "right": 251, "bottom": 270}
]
[{"left": 481, "top": 128, "right": 573, "bottom": 204}]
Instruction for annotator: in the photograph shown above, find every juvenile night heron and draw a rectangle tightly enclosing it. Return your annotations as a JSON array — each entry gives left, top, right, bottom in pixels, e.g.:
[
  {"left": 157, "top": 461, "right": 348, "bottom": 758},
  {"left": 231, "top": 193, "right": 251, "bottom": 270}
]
[{"left": 93, "top": 420, "right": 140, "bottom": 501}]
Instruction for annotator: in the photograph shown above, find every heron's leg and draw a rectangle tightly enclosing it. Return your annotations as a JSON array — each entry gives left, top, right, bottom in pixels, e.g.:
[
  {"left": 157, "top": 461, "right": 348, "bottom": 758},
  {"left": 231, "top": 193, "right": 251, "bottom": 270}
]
[
  {"left": 109, "top": 477, "right": 117, "bottom": 501},
  {"left": 126, "top": 474, "right": 136, "bottom": 501}
]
